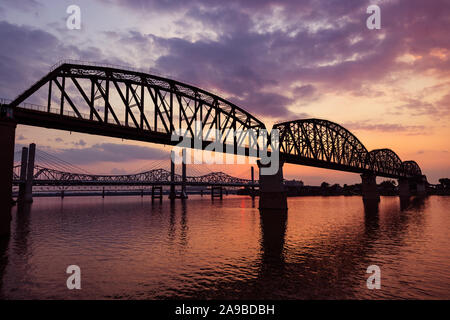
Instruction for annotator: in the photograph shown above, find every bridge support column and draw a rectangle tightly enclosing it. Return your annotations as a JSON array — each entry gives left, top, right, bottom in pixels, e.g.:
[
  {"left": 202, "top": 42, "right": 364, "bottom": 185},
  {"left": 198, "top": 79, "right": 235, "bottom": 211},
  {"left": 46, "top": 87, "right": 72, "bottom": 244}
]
[
  {"left": 361, "top": 173, "right": 379, "bottom": 202},
  {"left": 211, "top": 186, "right": 223, "bottom": 199},
  {"left": 181, "top": 149, "right": 188, "bottom": 199},
  {"left": 18, "top": 146, "right": 28, "bottom": 202},
  {"left": 0, "top": 117, "right": 16, "bottom": 236},
  {"left": 250, "top": 166, "right": 255, "bottom": 198},
  {"left": 152, "top": 186, "right": 163, "bottom": 201},
  {"left": 23, "top": 143, "right": 35, "bottom": 203},
  {"left": 416, "top": 175, "right": 427, "bottom": 197},
  {"left": 398, "top": 178, "right": 411, "bottom": 198},
  {"left": 257, "top": 160, "right": 287, "bottom": 211},
  {"left": 169, "top": 150, "right": 176, "bottom": 200}
]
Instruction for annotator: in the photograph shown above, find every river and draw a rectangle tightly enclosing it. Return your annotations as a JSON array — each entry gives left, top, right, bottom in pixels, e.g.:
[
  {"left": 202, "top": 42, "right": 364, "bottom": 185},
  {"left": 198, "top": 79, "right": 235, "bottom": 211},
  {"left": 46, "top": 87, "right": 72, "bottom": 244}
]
[{"left": 0, "top": 195, "right": 449, "bottom": 299}]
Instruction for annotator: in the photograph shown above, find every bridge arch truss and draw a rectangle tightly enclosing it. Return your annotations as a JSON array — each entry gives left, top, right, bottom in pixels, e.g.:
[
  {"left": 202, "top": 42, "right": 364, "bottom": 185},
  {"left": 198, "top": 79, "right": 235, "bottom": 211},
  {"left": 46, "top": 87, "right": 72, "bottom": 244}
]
[{"left": 9, "top": 61, "right": 266, "bottom": 156}]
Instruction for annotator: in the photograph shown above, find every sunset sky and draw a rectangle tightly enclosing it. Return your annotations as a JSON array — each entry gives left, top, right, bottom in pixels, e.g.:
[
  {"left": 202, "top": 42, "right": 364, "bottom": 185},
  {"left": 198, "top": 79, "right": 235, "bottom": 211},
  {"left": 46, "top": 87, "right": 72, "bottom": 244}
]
[{"left": 1, "top": 0, "right": 449, "bottom": 185}]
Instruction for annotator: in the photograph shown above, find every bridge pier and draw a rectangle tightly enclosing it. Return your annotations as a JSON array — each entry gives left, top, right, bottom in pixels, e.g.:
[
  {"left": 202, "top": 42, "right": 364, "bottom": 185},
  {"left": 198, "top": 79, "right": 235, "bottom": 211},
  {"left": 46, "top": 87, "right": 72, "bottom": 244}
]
[
  {"left": 257, "top": 160, "right": 287, "bottom": 211},
  {"left": 152, "top": 186, "right": 163, "bottom": 201},
  {"left": 0, "top": 116, "right": 16, "bottom": 236},
  {"left": 181, "top": 149, "right": 188, "bottom": 199},
  {"left": 169, "top": 149, "right": 188, "bottom": 200},
  {"left": 169, "top": 150, "right": 176, "bottom": 200},
  {"left": 361, "top": 173, "right": 380, "bottom": 203},
  {"left": 416, "top": 175, "right": 427, "bottom": 197},
  {"left": 23, "top": 143, "right": 35, "bottom": 203},
  {"left": 211, "top": 186, "right": 223, "bottom": 199},
  {"left": 18, "top": 146, "right": 28, "bottom": 202},
  {"left": 250, "top": 166, "right": 256, "bottom": 198},
  {"left": 18, "top": 144, "right": 37, "bottom": 203},
  {"left": 398, "top": 178, "right": 411, "bottom": 198}
]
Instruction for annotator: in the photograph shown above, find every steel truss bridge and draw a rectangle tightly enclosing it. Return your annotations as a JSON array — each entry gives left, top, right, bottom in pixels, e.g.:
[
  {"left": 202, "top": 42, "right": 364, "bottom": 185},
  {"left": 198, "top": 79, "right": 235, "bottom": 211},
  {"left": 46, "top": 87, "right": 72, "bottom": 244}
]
[
  {"left": 12, "top": 164, "right": 256, "bottom": 188},
  {"left": 1, "top": 60, "right": 423, "bottom": 180}
]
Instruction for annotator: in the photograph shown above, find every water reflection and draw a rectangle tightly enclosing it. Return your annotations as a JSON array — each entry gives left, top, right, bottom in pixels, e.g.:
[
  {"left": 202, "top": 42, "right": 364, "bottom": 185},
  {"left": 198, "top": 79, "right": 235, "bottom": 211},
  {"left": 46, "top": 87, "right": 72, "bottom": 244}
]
[
  {"left": 259, "top": 209, "right": 287, "bottom": 273},
  {"left": 180, "top": 200, "right": 188, "bottom": 247},
  {"left": 0, "top": 235, "right": 9, "bottom": 298},
  {"left": 0, "top": 195, "right": 447, "bottom": 299},
  {"left": 363, "top": 200, "right": 380, "bottom": 239},
  {"left": 14, "top": 202, "right": 32, "bottom": 257}
]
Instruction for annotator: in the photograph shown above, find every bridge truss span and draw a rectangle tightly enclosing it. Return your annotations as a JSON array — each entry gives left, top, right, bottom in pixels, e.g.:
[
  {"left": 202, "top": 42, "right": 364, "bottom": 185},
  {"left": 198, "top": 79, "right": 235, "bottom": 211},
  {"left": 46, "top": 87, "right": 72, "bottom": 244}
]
[
  {"left": 8, "top": 62, "right": 266, "bottom": 156},
  {"left": 273, "top": 119, "right": 423, "bottom": 179},
  {"left": 3, "top": 61, "right": 424, "bottom": 181},
  {"left": 12, "top": 165, "right": 256, "bottom": 187},
  {"left": 274, "top": 118, "right": 370, "bottom": 174}
]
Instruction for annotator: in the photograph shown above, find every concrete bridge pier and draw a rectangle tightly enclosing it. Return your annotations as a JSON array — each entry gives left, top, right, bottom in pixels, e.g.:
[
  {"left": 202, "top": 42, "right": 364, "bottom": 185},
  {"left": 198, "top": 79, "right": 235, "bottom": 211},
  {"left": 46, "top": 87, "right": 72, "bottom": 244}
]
[
  {"left": 18, "top": 144, "right": 36, "bottom": 203},
  {"left": 361, "top": 173, "right": 380, "bottom": 203},
  {"left": 169, "top": 149, "right": 188, "bottom": 200},
  {"left": 398, "top": 178, "right": 411, "bottom": 198},
  {"left": 0, "top": 116, "right": 16, "bottom": 237},
  {"left": 18, "top": 146, "right": 29, "bottom": 202},
  {"left": 180, "top": 149, "right": 188, "bottom": 199},
  {"left": 416, "top": 175, "right": 427, "bottom": 197},
  {"left": 250, "top": 166, "right": 256, "bottom": 198},
  {"left": 169, "top": 150, "right": 176, "bottom": 200},
  {"left": 257, "top": 160, "right": 287, "bottom": 211}
]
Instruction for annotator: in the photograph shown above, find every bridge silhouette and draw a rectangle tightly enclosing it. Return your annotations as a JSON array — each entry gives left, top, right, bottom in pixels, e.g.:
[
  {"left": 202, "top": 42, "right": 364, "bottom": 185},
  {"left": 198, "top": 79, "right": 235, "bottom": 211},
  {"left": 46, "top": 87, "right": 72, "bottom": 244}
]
[{"left": 0, "top": 60, "right": 427, "bottom": 235}]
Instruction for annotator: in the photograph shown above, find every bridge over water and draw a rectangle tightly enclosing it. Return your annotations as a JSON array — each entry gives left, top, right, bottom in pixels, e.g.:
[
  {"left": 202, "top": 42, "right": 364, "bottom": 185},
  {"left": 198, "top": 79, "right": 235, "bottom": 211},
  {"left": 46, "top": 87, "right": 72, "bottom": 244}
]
[
  {"left": 12, "top": 145, "right": 259, "bottom": 200},
  {"left": 0, "top": 61, "right": 427, "bottom": 235}
]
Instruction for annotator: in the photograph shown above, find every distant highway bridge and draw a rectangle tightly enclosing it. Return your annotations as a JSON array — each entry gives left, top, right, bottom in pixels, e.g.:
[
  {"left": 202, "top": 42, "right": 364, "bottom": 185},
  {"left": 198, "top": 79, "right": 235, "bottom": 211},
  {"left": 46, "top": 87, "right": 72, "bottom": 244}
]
[{"left": 12, "top": 164, "right": 256, "bottom": 188}]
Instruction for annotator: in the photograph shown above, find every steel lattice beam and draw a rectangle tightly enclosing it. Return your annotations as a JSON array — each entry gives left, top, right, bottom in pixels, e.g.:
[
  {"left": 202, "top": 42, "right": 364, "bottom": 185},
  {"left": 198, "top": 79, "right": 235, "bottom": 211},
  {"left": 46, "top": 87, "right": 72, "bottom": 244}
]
[
  {"left": 8, "top": 62, "right": 266, "bottom": 157},
  {"left": 12, "top": 165, "right": 257, "bottom": 187},
  {"left": 274, "top": 119, "right": 422, "bottom": 178}
]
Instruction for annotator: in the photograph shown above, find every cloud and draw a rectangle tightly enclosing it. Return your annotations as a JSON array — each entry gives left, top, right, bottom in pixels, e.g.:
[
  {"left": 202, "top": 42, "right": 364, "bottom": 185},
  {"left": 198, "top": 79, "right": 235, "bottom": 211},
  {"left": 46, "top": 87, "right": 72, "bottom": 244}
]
[
  {"left": 48, "top": 143, "right": 168, "bottom": 165},
  {"left": 72, "top": 139, "right": 86, "bottom": 147},
  {"left": 343, "top": 120, "right": 426, "bottom": 134},
  {"left": 101, "top": 0, "right": 450, "bottom": 120},
  {"left": 1, "top": 0, "right": 42, "bottom": 12},
  {"left": 110, "top": 167, "right": 128, "bottom": 174},
  {"left": 0, "top": 20, "right": 113, "bottom": 102},
  {"left": 4, "top": 0, "right": 450, "bottom": 120}
]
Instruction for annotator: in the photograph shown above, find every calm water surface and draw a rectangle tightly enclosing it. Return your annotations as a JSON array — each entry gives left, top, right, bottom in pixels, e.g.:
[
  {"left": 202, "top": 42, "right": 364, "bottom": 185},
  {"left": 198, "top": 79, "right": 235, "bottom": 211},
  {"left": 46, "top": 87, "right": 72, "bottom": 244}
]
[{"left": 0, "top": 195, "right": 449, "bottom": 299}]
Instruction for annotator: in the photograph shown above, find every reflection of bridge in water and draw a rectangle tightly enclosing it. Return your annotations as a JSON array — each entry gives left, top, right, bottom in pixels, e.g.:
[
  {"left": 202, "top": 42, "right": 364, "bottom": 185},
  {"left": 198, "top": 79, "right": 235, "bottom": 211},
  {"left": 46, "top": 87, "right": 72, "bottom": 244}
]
[{"left": 0, "top": 61, "right": 428, "bottom": 236}]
